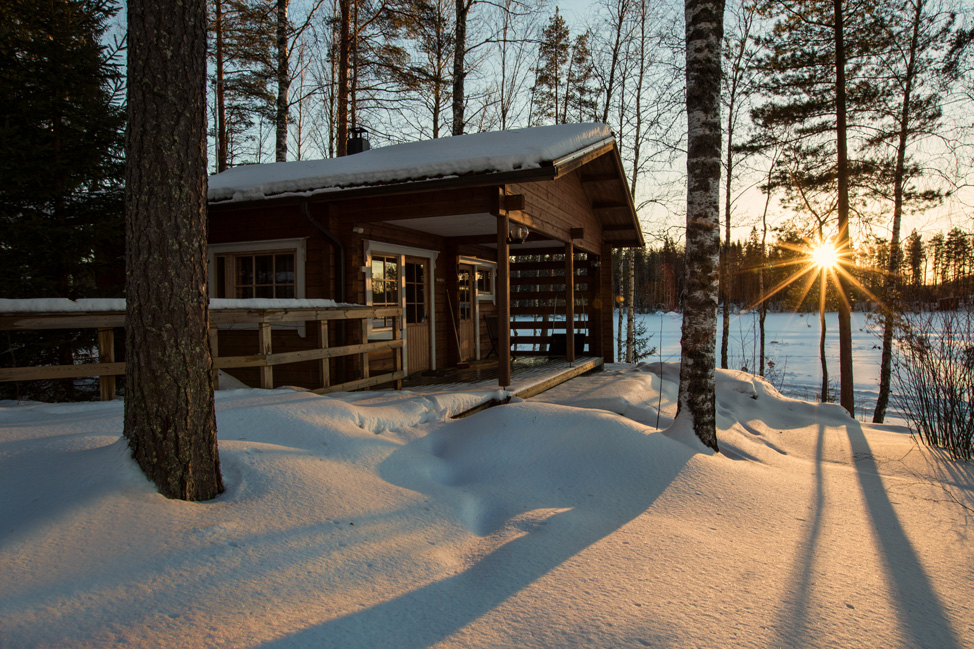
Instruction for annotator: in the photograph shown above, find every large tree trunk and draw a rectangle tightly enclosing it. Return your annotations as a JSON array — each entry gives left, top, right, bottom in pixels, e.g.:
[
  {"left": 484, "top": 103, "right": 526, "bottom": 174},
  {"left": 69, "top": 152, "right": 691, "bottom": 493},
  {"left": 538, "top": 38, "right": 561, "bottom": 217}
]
[
  {"left": 679, "top": 0, "right": 724, "bottom": 452},
  {"left": 275, "top": 0, "right": 289, "bottom": 162},
  {"left": 125, "top": 0, "right": 223, "bottom": 501},
  {"left": 834, "top": 0, "right": 855, "bottom": 416}
]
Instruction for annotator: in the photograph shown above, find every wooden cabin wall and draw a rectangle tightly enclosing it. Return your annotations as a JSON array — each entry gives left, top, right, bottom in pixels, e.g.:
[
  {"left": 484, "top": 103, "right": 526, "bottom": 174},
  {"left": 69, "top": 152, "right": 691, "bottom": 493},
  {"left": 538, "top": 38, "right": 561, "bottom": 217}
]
[{"left": 508, "top": 173, "right": 602, "bottom": 255}]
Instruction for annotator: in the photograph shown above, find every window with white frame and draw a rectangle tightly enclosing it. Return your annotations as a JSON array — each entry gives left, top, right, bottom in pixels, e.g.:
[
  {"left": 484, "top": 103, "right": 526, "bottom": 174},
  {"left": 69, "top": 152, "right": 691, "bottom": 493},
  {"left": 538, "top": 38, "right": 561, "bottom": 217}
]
[
  {"left": 460, "top": 257, "right": 497, "bottom": 302},
  {"left": 364, "top": 241, "right": 439, "bottom": 341},
  {"left": 208, "top": 238, "right": 307, "bottom": 300}
]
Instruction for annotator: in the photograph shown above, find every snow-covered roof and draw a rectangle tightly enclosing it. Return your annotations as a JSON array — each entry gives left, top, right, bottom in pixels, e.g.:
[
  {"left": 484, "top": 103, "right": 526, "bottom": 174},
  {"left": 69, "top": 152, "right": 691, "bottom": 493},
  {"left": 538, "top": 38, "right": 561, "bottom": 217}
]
[{"left": 208, "top": 123, "right": 614, "bottom": 204}]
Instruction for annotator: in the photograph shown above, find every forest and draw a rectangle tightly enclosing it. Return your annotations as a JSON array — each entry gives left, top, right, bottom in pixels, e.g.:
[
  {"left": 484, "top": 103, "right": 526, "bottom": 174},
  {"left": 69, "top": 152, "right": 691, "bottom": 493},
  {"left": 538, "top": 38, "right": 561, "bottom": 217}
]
[{"left": 4, "top": 0, "right": 974, "bottom": 305}]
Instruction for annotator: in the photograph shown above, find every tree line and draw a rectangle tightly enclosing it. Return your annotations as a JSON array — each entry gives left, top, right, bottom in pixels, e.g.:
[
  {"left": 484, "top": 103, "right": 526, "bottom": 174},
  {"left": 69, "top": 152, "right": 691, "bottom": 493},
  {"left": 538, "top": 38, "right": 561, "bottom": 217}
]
[{"left": 616, "top": 226, "right": 974, "bottom": 315}]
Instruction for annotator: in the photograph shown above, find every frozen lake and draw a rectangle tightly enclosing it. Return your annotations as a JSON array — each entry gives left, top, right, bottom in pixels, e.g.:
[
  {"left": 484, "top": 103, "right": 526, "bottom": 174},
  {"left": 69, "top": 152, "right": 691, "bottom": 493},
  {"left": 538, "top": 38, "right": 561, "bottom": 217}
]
[{"left": 621, "top": 310, "right": 890, "bottom": 421}]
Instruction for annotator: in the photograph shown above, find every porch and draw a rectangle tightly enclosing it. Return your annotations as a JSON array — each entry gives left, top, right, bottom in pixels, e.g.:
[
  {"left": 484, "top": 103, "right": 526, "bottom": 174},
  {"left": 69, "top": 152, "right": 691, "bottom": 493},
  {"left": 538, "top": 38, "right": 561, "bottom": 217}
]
[{"left": 400, "top": 355, "right": 603, "bottom": 415}]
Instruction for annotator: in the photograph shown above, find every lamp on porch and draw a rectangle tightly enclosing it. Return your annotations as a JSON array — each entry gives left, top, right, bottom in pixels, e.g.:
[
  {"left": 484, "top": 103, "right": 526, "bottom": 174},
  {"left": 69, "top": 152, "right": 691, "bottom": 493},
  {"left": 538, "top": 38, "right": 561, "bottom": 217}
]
[{"left": 507, "top": 224, "right": 529, "bottom": 245}]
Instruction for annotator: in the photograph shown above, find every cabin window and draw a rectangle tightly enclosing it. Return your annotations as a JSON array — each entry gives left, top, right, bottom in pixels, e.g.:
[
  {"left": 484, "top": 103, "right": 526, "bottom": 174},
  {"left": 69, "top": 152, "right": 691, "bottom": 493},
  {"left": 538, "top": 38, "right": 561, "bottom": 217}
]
[
  {"left": 476, "top": 268, "right": 493, "bottom": 299},
  {"left": 405, "top": 261, "right": 426, "bottom": 324},
  {"left": 207, "top": 238, "right": 307, "bottom": 301},
  {"left": 371, "top": 254, "right": 399, "bottom": 330},
  {"left": 213, "top": 251, "right": 296, "bottom": 299}
]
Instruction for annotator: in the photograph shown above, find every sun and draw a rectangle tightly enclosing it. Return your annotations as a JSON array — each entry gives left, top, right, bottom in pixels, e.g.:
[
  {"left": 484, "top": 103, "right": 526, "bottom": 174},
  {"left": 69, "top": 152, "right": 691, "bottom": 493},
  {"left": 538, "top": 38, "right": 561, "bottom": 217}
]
[{"left": 810, "top": 241, "right": 840, "bottom": 270}]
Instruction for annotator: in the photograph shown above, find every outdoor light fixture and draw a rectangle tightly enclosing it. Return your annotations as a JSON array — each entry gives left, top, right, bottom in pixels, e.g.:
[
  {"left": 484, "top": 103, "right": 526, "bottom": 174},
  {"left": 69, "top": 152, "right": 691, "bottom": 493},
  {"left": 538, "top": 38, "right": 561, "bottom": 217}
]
[{"left": 507, "top": 224, "right": 529, "bottom": 244}]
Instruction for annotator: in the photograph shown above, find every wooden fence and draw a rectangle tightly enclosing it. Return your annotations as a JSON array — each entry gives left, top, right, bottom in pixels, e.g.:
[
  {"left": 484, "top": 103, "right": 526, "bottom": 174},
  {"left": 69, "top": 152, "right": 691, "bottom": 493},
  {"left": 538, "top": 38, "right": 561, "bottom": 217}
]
[{"left": 0, "top": 305, "right": 404, "bottom": 400}]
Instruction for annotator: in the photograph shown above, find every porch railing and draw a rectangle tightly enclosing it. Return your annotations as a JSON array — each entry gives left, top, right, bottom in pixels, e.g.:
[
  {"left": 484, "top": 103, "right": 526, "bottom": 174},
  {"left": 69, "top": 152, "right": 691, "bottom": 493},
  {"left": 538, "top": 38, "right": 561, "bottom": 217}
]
[{"left": 0, "top": 304, "right": 404, "bottom": 400}]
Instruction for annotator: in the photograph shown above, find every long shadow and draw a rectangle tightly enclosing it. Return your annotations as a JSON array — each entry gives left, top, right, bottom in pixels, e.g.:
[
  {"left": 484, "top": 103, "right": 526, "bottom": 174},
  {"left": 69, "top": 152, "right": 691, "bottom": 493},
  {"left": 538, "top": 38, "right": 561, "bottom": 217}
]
[
  {"left": 774, "top": 421, "right": 828, "bottom": 648},
  {"left": 257, "top": 428, "right": 692, "bottom": 648},
  {"left": 845, "top": 422, "right": 962, "bottom": 649}
]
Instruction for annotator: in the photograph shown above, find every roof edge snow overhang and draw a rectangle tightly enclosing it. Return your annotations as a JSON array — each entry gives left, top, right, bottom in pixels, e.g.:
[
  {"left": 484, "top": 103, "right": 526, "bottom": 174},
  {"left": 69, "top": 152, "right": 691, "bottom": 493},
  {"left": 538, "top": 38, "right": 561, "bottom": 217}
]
[{"left": 208, "top": 137, "right": 644, "bottom": 249}]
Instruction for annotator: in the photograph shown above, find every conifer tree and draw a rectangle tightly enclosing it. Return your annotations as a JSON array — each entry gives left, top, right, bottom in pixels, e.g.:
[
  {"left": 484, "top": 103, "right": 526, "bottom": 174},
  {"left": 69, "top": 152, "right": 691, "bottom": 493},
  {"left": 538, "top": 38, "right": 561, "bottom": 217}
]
[
  {"left": 531, "top": 9, "right": 570, "bottom": 124},
  {"left": 0, "top": 0, "right": 125, "bottom": 401},
  {"left": 0, "top": 0, "right": 125, "bottom": 301},
  {"left": 751, "top": 0, "right": 891, "bottom": 415},
  {"left": 126, "top": 0, "right": 223, "bottom": 501}
]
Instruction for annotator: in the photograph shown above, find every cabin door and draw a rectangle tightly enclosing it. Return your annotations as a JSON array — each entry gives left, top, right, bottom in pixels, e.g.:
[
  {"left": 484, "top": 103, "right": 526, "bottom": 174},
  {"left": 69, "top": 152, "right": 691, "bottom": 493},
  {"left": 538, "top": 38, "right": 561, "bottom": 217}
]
[
  {"left": 457, "top": 264, "right": 475, "bottom": 361},
  {"left": 404, "top": 256, "right": 431, "bottom": 372}
]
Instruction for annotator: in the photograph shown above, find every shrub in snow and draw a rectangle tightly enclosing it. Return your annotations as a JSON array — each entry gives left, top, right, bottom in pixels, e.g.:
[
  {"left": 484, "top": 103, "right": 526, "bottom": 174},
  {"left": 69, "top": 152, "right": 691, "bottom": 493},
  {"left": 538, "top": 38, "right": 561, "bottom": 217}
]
[{"left": 894, "top": 308, "right": 974, "bottom": 460}]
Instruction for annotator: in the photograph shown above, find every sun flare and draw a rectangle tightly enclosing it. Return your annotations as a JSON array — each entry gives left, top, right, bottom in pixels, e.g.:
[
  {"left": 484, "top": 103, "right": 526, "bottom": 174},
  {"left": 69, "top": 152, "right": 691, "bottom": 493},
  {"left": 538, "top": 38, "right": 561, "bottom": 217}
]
[{"left": 810, "top": 242, "right": 840, "bottom": 270}]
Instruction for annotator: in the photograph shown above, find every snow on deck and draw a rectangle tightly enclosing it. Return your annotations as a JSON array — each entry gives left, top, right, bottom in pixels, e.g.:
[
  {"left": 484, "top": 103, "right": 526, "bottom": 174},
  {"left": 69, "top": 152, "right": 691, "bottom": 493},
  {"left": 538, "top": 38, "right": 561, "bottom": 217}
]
[{"left": 207, "top": 123, "right": 613, "bottom": 203}]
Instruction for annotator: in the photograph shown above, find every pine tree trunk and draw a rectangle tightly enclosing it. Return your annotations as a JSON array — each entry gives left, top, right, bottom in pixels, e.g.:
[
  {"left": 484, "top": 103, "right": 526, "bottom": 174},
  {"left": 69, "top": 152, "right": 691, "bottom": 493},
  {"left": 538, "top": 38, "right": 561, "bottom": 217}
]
[
  {"left": 874, "top": 0, "right": 922, "bottom": 423},
  {"left": 679, "top": 0, "right": 724, "bottom": 451},
  {"left": 215, "top": 0, "right": 227, "bottom": 172},
  {"left": 820, "top": 273, "right": 829, "bottom": 401},
  {"left": 275, "top": 0, "right": 289, "bottom": 162},
  {"left": 834, "top": 0, "right": 855, "bottom": 416},
  {"left": 125, "top": 0, "right": 223, "bottom": 501}
]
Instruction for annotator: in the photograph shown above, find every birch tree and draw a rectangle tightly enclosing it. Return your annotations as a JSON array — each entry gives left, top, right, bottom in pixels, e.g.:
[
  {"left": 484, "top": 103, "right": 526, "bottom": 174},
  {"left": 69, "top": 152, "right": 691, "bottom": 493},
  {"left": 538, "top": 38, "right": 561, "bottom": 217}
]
[{"left": 679, "top": 0, "right": 724, "bottom": 451}]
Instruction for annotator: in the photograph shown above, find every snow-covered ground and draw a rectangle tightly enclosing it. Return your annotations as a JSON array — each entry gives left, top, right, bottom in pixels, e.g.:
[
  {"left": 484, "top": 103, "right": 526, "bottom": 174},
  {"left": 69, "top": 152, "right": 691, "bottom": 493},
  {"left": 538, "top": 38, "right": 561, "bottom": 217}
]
[{"left": 2, "top": 359, "right": 972, "bottom": 648}]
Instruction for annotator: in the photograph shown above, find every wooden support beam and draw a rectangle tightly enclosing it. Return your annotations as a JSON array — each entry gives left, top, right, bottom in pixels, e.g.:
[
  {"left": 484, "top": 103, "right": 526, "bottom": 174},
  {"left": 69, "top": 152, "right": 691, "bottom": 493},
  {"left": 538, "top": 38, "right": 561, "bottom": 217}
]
[
  {"left": 565, "top": 243, "right": 575, "bottom": 363},
  {"left": 503, "top": 194, "right": 525, "bottom": 212},
  {"left": 569, "top": 228, "right": 584, "bottom": 240},
  {"left": 497, "top": 213, "right": 511, "bottom": 387}
]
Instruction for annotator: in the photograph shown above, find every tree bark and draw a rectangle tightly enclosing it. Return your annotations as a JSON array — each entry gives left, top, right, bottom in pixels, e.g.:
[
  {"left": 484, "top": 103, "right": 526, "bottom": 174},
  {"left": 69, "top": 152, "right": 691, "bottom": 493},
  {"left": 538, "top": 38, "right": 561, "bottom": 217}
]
[
  {"left": 337, "top": 0, "right": 350, "bottom": 156},
  {"left": 452, "top": 0, "right": 469, "bottom": 135},
  {"left": 275, "top": 0, "right": 289, "bottom": 162},
  {"left": 679, "top": 0, "right": 724, "bottom": 451},
  {"left": 215, "top": 0, "right": 227, "bottom": 172},
  {"left": 834, "top": 0, "right": 855, "bottom": 416},
  {"left": 874, "top": 0, "right": 923, "bottom": 423},
  {"left": 125, "top": 0, "right": 223, "bottom": 501}
]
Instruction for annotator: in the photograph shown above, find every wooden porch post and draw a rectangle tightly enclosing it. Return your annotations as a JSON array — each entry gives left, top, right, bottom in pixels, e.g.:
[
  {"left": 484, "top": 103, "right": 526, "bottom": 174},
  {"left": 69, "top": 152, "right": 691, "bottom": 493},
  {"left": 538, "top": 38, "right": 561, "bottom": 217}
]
[
  {"left": 497, "top": 213, "right": 511, "bottom": 387},
  {"left": 565, "top": 242, "right": 575, "bottom": 363},
  {"left": 600, "top": 243, "right": 614, "bottom": 363}
]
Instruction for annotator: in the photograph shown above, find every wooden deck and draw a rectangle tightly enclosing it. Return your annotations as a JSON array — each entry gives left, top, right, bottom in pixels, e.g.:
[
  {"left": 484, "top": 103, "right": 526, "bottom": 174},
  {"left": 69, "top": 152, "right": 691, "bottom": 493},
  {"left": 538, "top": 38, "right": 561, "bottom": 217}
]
[{"left": 401, "top": 356, "right": 604, "bottom": 416}]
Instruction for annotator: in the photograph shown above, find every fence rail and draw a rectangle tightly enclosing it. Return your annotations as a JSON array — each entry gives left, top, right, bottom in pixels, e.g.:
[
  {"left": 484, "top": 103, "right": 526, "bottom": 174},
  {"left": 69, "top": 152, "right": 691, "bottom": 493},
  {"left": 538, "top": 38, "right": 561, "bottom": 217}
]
[{"left": 0, "top": 305, "right": 404, "bottom": 400}]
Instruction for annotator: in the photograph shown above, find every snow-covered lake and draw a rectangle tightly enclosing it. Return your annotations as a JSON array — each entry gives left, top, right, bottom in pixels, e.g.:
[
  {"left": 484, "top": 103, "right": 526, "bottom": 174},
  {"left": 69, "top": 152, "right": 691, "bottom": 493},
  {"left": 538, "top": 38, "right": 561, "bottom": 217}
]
[{"left": 623, "top": 311, "right": 887, "bottom": 418}]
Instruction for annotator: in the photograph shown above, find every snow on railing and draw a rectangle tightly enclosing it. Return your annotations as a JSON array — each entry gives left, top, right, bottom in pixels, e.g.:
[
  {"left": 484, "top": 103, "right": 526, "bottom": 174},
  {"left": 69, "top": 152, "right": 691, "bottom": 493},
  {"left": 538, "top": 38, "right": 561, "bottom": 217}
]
[{"left": 0, "top": 300, "right": 404, "bottom": 400}]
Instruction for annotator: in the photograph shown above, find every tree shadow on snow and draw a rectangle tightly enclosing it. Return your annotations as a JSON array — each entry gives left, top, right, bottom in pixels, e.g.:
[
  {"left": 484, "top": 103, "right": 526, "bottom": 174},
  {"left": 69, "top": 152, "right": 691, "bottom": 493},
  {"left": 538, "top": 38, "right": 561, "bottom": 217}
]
[
  {"left": 256, "top": 403, "right": 694, "bottom": 649},
  {"left": 776, "top": 419, "right": 961, "bottom": 649}
]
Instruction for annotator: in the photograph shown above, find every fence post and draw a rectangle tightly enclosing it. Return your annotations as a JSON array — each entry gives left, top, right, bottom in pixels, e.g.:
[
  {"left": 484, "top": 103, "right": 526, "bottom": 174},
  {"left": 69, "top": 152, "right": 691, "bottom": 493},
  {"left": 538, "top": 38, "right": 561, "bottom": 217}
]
[
  {"left": 208, "top": 326, "right": 220, "bottom": 390},
  {"left": 97, "top": 328, "right": 115, "bottom": 401},
  {"left": 360, "top": 318, "right": 370, "bottom": 380},
  {"left": 258, "top": 322, "right": 273, "bottom": 389},
  {"left": 319, "top": 321, "right": 330, "bottom": 389},
  {"left": 394, "top": 312, "right": 403, "bottom": 389}
]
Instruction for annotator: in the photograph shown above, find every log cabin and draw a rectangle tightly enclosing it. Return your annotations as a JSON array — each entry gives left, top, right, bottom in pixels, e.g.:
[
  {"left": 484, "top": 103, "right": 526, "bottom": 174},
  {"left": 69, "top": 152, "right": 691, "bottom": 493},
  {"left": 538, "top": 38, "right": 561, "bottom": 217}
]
[{"left": 206, "top": 123, "right": 644, "bottom": 390}]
